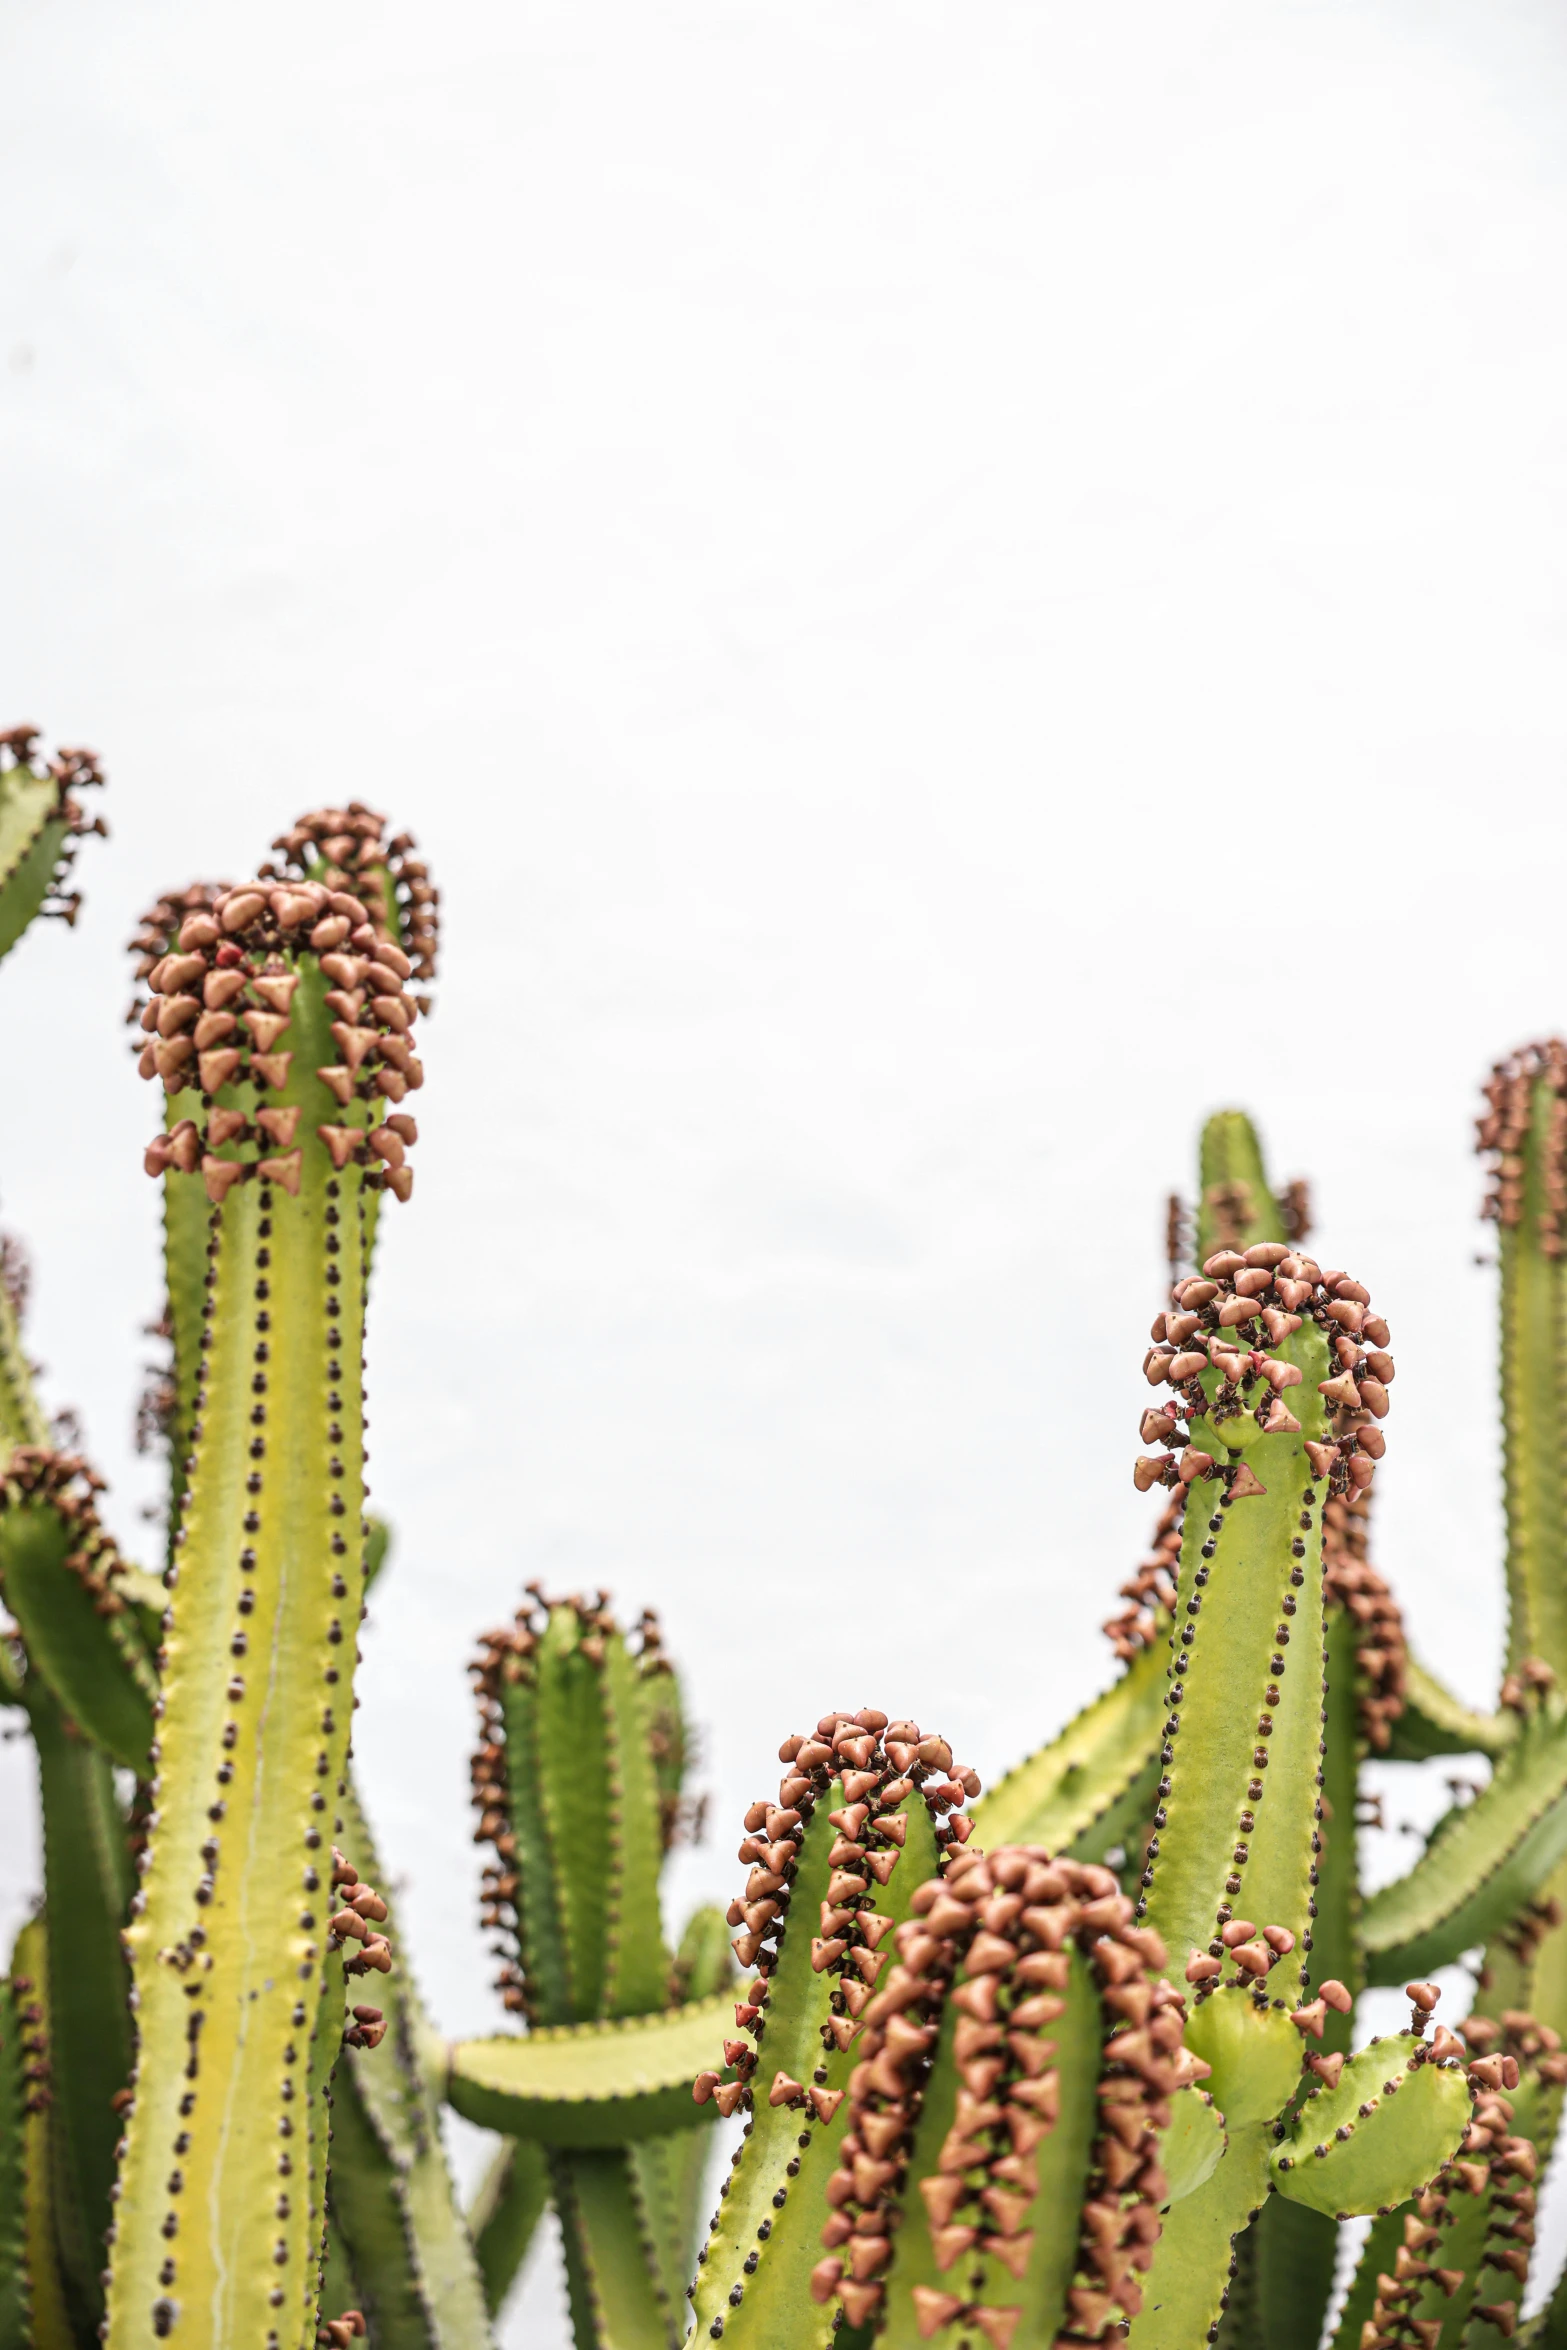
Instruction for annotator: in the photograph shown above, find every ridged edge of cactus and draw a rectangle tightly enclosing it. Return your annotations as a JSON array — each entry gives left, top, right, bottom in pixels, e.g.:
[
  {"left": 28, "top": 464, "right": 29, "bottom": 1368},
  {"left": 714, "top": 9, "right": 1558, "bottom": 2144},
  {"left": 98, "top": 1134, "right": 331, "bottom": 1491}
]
[{"left": 1362, "top": 1684, "right": 1567, "bottom": 1984}]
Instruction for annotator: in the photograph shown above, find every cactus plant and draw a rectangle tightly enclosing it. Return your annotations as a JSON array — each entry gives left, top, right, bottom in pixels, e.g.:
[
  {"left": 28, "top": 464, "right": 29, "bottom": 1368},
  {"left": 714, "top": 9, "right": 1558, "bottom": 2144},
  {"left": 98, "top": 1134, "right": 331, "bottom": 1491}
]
[{"left": 7, "top": 729, "right": 1567, "bottom": 2350}]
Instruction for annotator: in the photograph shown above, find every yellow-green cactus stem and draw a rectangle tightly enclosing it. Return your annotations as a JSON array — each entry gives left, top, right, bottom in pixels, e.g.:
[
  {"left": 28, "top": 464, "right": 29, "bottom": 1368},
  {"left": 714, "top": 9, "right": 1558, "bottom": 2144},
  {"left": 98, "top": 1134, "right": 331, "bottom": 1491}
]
[
  {"left": 105, "top": 873, "right": 425, "bottom": 2350},
  {"left": 1473, "top": 1043, "right": 1567, "bottom": 2169},
  {"left": 9, "top": 1919, "right": 73, "bottom": 2350},
  {"left": 685, "top": 1710, "right": 979, "bottom": 2347},
  {"left": 0, "top": 1941, "right": 31, "bottom": 2349},
  {"left": 0, "top": 728, "right": 107, "bottom": 965}
]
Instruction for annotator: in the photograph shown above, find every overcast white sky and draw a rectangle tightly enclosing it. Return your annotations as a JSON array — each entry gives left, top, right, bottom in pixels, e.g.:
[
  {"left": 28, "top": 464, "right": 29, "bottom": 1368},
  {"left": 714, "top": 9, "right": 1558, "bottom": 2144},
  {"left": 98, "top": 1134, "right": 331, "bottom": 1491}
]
[{"left": 5, "top": 1, "right": 1567, "bottom": 2338}]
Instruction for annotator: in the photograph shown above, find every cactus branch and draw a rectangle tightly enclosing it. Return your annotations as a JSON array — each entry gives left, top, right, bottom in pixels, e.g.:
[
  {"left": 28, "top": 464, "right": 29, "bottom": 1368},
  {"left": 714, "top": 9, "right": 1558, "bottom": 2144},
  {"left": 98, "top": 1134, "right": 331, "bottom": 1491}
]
[{"left": 0, "top": 730, "right": 107, "bottom": 962}]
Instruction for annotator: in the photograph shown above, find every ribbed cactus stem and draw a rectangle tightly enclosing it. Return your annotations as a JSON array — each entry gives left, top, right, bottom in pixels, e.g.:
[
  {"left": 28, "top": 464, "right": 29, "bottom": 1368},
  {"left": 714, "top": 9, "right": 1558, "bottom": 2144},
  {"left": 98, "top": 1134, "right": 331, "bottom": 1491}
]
[
  {"left": 686, "top": 1710, "right": 980, "bottom": 2345},
  {"left": 1479, "top": 1042, "right": 1567, "bottom": 1679},
  {"left": 106, "top": 874, "right": 423, "bottom": 2349},
  {"left": 1133, "top": 1242, "right": 1391, "bottom": 1987}
]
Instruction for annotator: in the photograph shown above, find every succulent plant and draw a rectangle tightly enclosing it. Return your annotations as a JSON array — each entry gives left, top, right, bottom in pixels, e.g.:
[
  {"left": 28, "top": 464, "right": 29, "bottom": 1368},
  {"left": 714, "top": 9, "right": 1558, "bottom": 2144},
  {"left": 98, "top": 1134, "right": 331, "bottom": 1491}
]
[{"left": 6, "top": 726, "right": 1567, "bottom": 2350}]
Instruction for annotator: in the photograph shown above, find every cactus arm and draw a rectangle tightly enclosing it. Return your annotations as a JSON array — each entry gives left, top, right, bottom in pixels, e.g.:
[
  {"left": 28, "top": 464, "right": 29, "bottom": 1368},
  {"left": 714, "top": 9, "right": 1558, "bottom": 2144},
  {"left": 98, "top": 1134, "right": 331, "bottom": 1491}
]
[
  {"left": 1124, "top": 2124, "right": 1272, "bottom": 2350},
  {"left": 1391, "top": 1658, "right": 1516, "bottom": 1763},
  {"left": 25, "top": 1678, "right": 134, "bottom": 2336},
  {"left": 1271, "top": 2033, "right": 1472, "bottom": 2215},
  {"left": 602, "top": 1631, "right": 673, "bottom": 2017},
  {"left": 317, "top": 2062, "right": 447, "bottom": 2348},
  {"left": 626, "top": 1906, "right": 736, "bottom": 2324},
  {"left": 11, "top": 1918, "right": 75, "bottom": 2350},
  {"left": 448, "top": 1997, "right": 731, "bottom": 2143},
  {"left": 1361, "top": 1706, "right": 1567, "bottom": 1984},
  {"left": 0, "top": 1456, "right": 157, "bottom": 1771},
  {"left": 1195, "top": 1112, "right": 1288, "bottom": 1262},
  {"left": 108, "top": 874, "right": 423, "bottom": 2348},
  {"left": 0, "top": 734, "right": 105, "bottom": 965},
  {"left": 330, "top": 1772, "right": 494, "bottom": 2346},
  {"left": 551, "top": 2150, "right": 677, "bottom": 2350},
  {"left": 468, "top": 2139, "right": 550, "bottom": 2319},
  {"left": 972, "top": 1638, "right": 1167, "bottom": 1852},
  {"left": 685, "top": 1720, "right": 960, "bottom": 2349},
  {"left": 1138, "top": 1301, "right": 1335, "bottom": 1974},
  {"left": 1482, "top": 1052, "right": 1567, "bottom": 1676},
  {"left": 0, "top": 1954, "right": 28, "bottom": 2348}
]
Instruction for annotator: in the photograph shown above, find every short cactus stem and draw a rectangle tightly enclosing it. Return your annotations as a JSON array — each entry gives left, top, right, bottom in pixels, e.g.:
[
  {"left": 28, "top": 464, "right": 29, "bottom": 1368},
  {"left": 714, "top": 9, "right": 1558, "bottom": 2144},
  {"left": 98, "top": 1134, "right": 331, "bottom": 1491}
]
[{"left": 104, "top": 875, "right": 422, "bottom": 2349}]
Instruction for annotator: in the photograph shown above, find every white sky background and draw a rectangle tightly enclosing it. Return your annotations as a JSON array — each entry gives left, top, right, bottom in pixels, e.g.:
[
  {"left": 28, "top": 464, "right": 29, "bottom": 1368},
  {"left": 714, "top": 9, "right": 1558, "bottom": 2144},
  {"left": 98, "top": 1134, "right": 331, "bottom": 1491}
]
[{"left": 4, "top": 0, "right": 1567, "bottom": 2338}]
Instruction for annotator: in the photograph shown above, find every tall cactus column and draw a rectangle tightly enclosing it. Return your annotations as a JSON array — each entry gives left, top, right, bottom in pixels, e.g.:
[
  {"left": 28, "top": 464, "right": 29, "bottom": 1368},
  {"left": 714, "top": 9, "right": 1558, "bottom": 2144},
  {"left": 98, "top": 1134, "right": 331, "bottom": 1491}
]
[
  {"left": 105, "top": 876, "right": 424, "bottom": 2350},
  {"left": 1128, "top": 1241, "right": 1393, "bottom": 2344}
]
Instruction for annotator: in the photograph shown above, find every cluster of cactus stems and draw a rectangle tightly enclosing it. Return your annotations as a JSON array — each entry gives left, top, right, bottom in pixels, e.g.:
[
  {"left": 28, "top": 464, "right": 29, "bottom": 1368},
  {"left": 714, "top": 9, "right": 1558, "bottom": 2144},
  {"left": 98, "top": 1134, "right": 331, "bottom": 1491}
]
[{"left": 8, "top": 728, "right": 1567, "bottom": 2350}]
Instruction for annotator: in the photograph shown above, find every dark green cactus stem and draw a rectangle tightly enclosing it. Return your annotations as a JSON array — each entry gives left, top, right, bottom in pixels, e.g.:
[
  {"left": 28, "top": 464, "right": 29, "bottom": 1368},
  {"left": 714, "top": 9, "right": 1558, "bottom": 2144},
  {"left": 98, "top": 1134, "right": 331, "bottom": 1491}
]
[
  {"left": 106, "top": 870, "right": 425, "bottom": 2349},
  {"left": 23, "top": 1677, "right": 135, "bottom": 2339},
  {"left": 0, "top": 729, "right": 106, "bottom": 964},
  {"left": 469, "top": 2140, "right": 550, "bottom": 2319}
]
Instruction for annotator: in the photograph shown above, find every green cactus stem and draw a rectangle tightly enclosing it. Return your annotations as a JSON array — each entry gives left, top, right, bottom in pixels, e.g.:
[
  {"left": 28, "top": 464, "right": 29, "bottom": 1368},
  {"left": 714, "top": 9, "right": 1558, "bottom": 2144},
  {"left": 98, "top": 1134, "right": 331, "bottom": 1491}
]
[
  {"left": 105, "top": 871, "right": 425, "bottom": 2349},
  {"left": 323, "top": 1772, "right": 493, "bottom": 2348},
  {"left": 815, "top": 1845, "right": 1206, "bottom": 2350},
  {"left": 684, "top": 1709, "right": 981, "bottom": 2347},
  {"left": 0, "top": 729, "right": 106, "bottom": 964},
  {"left": 9, "top": 1919, "right": 73, "bottom": 2350},
  {"left": 21, "top": 1676, "right": 135, "bottom": 2339},
  {"left": 0, "top": 1231, "right": 48, "bottom": 1460},
  {"left": 0, "top": 1945, "right": 30, "bottom": 2349},
  {"left": 468, "top": 2141, "right": 550, "bottom": 2320},
  {"left": 0, "top": 1447, "right": 157, "bottom": 1771}
]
